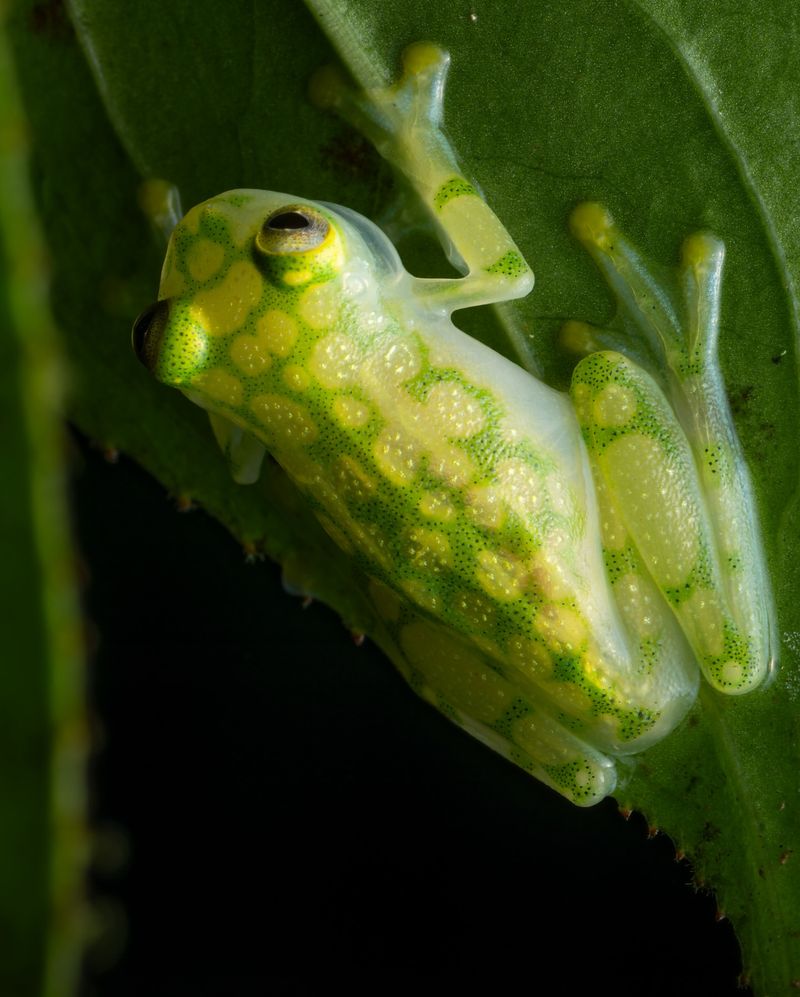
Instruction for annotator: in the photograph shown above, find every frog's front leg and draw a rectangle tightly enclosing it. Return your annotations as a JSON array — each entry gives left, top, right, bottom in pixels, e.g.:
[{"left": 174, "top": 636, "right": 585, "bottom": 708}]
[
  {"left": 206, "top": 412, "right": 267, "bottom": 485},
  {"left": 312, "top": 42, "right": 533, "bottom": 316},
  {"left": 569, "top": 204, "right": 775, "bottom": 693}
]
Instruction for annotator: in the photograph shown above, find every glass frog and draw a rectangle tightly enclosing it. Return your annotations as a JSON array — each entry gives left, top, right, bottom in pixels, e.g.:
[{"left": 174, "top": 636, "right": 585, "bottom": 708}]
[{"left": 132, "top": 43, "right": 775, "bottom": 806}]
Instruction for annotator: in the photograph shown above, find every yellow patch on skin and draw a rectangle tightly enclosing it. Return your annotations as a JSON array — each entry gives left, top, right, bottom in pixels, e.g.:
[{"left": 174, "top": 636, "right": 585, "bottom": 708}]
[
  {"left": 160, "top": 245, "right": 186, "bottom": 297},
  {"left": 428, "top": 443, "right": 476, "bottom": 489},
  {"left": 309, "top": 333, "right": 359, "bottom": 389},
  {"left": 506, "top": 636, "right": 554, "bottom": 679},
  {"left": 312, "top": 479, "right": 391, "bottom": 570},
  {"left": 476, "top": 549, "right": 526, "bottom": 601},
  {"left": 205, "top": 196, "right": 259, "bottom": 246},
  {"left": 546, "top": 680, "right": 595, "bottom": 721},
  {"left": 298, "top": 281, "right": 340, "bottom": 327},
  {"left": 593, "top": 475, "right": 628, "bottom": 552},
  {"left": 191, "top": 368, "right": 242, "bottom": 406},
  {"left": 316, "top": 513, "right": 354, "bottom": 554},
  {"left": 192, "top": 260, "right": 263, "bottom": 335},
  {"left": 347, "top": 518, "right": 391, "bottom": 571},
  {"left": 720, "top": 659, "right": 744, "bottom": 686},
  {"left": 400, "top": 578, "right": 440, "bottom": 614},
  {"left": 258, "top": 310, "right": 298, "bottom": 357},
  {"left": 530, "top": 551, "right": 571, "bottom": 602},
  {"left": 465, "top": 483, "right": 505, "bottom": 530},
  {"left": 230, "top": 312, "right": 299, "bottom": 374},
  {"left": 456, "top": 590, "right": 496, "bottom": 631},
  {"left": 418, "top": 491, "right": 456, "bottom": 522},
  {"left": 332, "top": 395, "right": 372, "bottom": 428},
  {"left": 283, "top": 454, "right": 324, "bottom": 489},
  {"left": 570, "top": 381, "right": 593, "bottom": 425},
  {"left": 613, "top": 572, "right": 660, "bottom": 639},
  {"left": 186, "top": 238, "right": 225, "bottom": 283},
  {"left": 602, "top": 433, "right": 698, "bottom": 587},
  {"left": 368, "top": 578, "right": 402, "bottom": 623},
  {"left": 284, "top": 269, "right": 313, "bottom": 287},
  {"left": 400, "top": 621, "right": 512, "bottom": 725},
  {"left": 460, "top": 458, "right": 551, "bottom": 539},
  {"left": 425, "top": 382, "right": 485, "bottom": 438},
  {"left": 534, "top": 604, "right": 588, "bottom": 654},
  {"left": 250, "top": 394, "right": 318, "bottom": 445},
  {"left": 593, "top": 383, "right": 637, "bottom": 428},
  {"left": 373, "top": 425, "right": 420, "bottom": 486},
  {"left": 406, "top": 528, "right": 452, "bottom": 571},
  {"left": 283, "top": 365, "right": 310, "bottom": 391},
  {"left": 379, "top": 339, "right": 421, "bottom": 383},
  {"left": 496, "top": 457, "right": 545, "bottom": 522},
  {"left": 682, "top": 588, "right": 725, "bottom": 659},
  {"left": 230, "top": 332, "right": 273, "bottom": 375},
  {"left": 512, "top": 715, "right": 568, "bottom": 767},
  {"left": 334, "top": 456, "right": 377, "bottom": 502}
]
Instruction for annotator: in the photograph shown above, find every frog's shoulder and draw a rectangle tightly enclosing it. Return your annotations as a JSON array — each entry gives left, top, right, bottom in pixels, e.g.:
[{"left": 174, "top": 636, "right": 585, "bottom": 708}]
[{"left": 318, "top": 201, "right": 406, "bottom": 283}]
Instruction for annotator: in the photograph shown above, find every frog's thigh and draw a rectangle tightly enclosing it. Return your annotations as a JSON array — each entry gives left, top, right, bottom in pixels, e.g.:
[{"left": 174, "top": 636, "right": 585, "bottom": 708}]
[
  {"left": 571, "top": 350, "right": 704, "bottom": 594},
  {"left": 208, "top": 412, "right": 267, "bottom": 485}
]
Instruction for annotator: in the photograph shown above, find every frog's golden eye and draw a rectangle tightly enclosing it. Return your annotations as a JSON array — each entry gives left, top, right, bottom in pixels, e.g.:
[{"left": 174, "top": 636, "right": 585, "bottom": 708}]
[
  {"left": 255, "top": 205, "right": 330, "bottom": 256},
  {"left": 132, "top": 299, "right": 170, "bottom": 372}
]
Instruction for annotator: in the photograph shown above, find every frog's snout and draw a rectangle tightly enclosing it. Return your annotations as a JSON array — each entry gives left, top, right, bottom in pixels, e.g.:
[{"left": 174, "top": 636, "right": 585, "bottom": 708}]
[{"left": 132, "top": 299, "right": 170, "bottom": 372}]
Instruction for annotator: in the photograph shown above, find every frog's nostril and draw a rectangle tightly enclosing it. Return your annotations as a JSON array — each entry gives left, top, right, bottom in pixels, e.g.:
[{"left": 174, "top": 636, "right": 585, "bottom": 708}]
[{"left": 132, "top": 299, "right": 170, "bottom": 370}]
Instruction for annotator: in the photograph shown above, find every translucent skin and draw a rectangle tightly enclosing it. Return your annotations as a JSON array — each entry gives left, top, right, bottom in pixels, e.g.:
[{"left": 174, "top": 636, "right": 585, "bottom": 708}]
[{"left": 134, "top": 44, "right": 774, "bottom": 805}]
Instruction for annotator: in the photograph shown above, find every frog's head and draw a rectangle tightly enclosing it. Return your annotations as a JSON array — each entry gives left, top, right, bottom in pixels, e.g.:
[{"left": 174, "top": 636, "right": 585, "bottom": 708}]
[{"left": 133, "top": 189, "right": 399, "bottom": 403}]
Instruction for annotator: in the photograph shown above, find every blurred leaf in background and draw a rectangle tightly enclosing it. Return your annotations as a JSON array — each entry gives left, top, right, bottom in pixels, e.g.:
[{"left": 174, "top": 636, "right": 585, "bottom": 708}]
[{"left": 0, "top": 5, "right": 87, "bottom": 996}]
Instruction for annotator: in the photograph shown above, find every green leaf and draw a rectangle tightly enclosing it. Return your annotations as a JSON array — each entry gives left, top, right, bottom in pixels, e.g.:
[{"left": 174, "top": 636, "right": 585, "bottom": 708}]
[{"left": 8, "top": 0, "right": 800, "bottom": 991}]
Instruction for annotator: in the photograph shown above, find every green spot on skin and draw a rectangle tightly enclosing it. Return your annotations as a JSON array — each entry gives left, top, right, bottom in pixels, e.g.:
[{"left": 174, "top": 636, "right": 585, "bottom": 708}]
[
  {"left": 434, "top": 176, "right": 477, "bottom": 210},
  {"left": 485, "top": 250, "right": 527, "bottom": 278}
]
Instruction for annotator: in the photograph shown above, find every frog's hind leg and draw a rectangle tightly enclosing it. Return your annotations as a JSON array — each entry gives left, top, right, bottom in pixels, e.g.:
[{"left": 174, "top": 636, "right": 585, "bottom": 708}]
[
  {"left": 380, "top": 604, "right": 619, "bottom": 806},
  {"left": 311, "top": 43, "right": 534, "bottom": 317},
  {"left": 569, "top": 203, "right": 775, "bottom": 693}
]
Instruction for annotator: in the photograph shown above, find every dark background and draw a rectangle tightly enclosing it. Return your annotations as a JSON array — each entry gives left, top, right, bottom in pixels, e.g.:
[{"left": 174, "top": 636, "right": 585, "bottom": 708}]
[{"left": 73, "top": 433, "right": 748, "bottom": 997}]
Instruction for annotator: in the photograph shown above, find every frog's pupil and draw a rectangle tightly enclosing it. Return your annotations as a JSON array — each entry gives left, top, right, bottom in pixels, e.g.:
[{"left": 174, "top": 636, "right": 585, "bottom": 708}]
[{"left": 268, "top": 211, "right": 310, "bottom": 230}]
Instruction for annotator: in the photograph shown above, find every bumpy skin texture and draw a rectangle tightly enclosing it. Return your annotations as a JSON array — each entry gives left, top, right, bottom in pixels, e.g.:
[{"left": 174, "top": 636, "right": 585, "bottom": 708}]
[{"left": 133, "top": 44, "right": 774, "bottom": 806}]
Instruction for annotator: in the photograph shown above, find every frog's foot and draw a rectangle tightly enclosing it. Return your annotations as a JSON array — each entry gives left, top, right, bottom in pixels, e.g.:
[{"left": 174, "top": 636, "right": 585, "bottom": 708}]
[
  {"left": 138, "top": 179, "right": 183, "bottom": 242},
  {"left": 310, "top": 42, "right": 453, "bottom": 183},
  {"left": 569, "top": 202, "right": 727, "bottom": 381}
]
